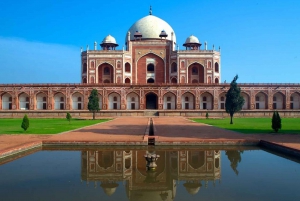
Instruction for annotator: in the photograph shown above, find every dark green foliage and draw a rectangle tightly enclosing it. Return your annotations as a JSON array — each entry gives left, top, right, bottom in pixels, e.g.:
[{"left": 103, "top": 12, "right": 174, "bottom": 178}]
[
  {"left": 88, "top": 89, "right": 100, "bottom": 120},
  {"left": 225, "top": 150, "right": 243, "bottom": 175},
  {"left": 66, "top": 112, "right": 72, "bottom": 124},
  {"left": 206, "top": 112, "right": 209, "bottom": 119},
  {"left": 21, "top": 114, "right": 29, "bottom": 131},
  {"left": 272, "top": 111, "right": 282, "bottom": 133},
  {"left": 225, "top": 75, "right": 245, "bottom": 124}
]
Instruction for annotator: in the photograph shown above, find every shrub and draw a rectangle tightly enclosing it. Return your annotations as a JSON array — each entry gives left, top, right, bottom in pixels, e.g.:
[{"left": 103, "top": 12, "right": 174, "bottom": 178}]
[
  {"left": 272, "top": 111, "right": 281, "bottom": 133},
  {"left": 66, "top": 112, "right": 72, "bottom": 124},
  {"left": 21, "top": 114, "right": 30, "bottom": 131},
  {"left": 206, "top": 112, "right": 209, "bottom": 119}
]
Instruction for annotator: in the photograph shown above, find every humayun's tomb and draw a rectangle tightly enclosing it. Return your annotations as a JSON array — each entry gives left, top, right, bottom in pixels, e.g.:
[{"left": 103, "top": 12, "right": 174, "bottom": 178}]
[{"left": 0, "top": 9, "right": 300, "bottom": 117}]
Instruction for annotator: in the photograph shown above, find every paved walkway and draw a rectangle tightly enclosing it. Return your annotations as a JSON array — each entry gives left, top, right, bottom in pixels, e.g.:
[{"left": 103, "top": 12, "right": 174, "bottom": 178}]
[
  {"left": 153, "top": 117, "right": 300, "bottom": 149},
  {"left": 0, "top": 117, "right": 300, "bottom": 158}
]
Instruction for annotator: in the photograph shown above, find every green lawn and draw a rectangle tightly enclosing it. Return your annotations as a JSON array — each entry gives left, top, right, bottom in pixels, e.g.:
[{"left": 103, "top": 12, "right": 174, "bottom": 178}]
[
  {"left": 0, "top": 118, "right": 111, "bottom": 134},
  {"left": 191, "top": 118, "right": 300, "bottom": 134}
]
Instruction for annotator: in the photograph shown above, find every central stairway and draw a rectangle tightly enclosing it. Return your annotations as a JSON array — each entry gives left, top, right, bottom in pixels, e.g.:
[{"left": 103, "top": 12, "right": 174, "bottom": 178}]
[{"left": 144, "top": 110, "right": 159, "bottom": 116}]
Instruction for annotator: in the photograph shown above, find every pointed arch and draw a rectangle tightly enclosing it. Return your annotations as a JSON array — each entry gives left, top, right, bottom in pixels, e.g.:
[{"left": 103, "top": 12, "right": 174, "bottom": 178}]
[
  {"left": 188, "top": 151, "right": 205, "bottom": 169},
  {"left": 126, "top": 92, "right": 139, "bottom": 110},
  {"left": 180, "top": 60, "right": 185, "bottom": 68},
  {"left": 241, "top": 92, "right": 250, "bottom": 110},
  {"left": 36, "top": 92, "right": 47, "bottom": 110},
  {"left": 54, "top": 92, "right": 65, "bottom": 110},
  {"left": 171, "top": 62, "right": 177, "bottom": 73},
  {"left": 208, "top": 61, "right": 212, "bottom": 68},
  {"left": 145, "top": 92, "right": 158, "bottom": 109},
  {"left": 137, "top": 53, "right": 165, "bottom": 84},
  {"left": 290, "top": 92, "right": 300, "bottom": 109},
  {"left": 72, "top": 92, "right": 84, "bottom": 110},
  {"left": 188, "top": 63, "right": 204, "bottom": 83},
  {"left": 125, "top": 62, "right": 131, "bottom": 73},
  {"left": 219, "top": 92, "right": 226, "bottom": 109},
  {"left": 180, "top": 76, "right": 185, "bottom": 84},
  {"left": 208, "top": 76, "right": 212, "bottom": 84},
  {"left": 200, "top": 92, "right": 213, "bottom": 110},
  {"left": 273, "top": 92, "right": 285, "bottom": 109},
  {"left": 171, "top": 77, "right": 177, "bottom": 83},
  {"left": 98, "top": 63, "right": 114, "bottom": 84},
  {"left": 108, "top": 92, "right": 121, "bottom": 110},
  {"left": 215, "top": 62, "right": 219, "bottom": 72},
  {"left": 19, "top": 92, "right": 30, "bottom": 110},
  {"left": 1, "top": 92, "right": 13, "bottom": 110},
  {"left": 147, "top": 78, "right": 155, "bottom": 83},
  {"left": 255, "top": 92, "right": 268, "bottom": 109},
  {"left": 182, "top": 92, "right": 195, "bottom": 109},
  {"left": 125, "top": 78, "right": 131, "bottom": 84},
  {"left": 163, "top": 92, "right": 176, "bottom": 109}
]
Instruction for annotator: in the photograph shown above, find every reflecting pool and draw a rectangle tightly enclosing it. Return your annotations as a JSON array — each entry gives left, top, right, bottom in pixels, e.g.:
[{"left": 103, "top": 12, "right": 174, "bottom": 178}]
[{"left": 0, "top": 147, "right": 299, "bottom": 201}]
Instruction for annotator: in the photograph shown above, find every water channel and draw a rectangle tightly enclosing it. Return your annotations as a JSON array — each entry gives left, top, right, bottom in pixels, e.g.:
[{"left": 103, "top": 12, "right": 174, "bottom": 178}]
[{"left": 0, "top": 146, "right": 299, "bottom": 201}]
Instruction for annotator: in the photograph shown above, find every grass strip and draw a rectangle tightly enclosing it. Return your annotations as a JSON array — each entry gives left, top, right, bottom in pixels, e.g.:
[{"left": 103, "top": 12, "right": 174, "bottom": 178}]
[
  {"left": 191, "top": 118, "right": 300, "bottom": 134},
  {"left": 0, "top": 118, "right": 111, "bottom": 134}
]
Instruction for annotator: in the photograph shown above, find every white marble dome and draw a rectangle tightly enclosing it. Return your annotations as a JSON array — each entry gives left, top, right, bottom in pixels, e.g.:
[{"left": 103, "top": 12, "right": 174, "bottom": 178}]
[
  {"left": 127, "top": 15, "right": 176, "bottom": 43},
  {"left": 102, "top": 34, "right": 117, "bottom": 44},
  {"left": 185, "top": 35, "right": 200, "bottom": 44}
]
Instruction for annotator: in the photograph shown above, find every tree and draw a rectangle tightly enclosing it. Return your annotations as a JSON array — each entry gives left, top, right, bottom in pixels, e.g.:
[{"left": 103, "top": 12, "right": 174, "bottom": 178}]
[
  {"left": 88, "top": 89, "right": 100, "bottom": 120},
  {"left": 66, "top": 112, "right": 72, "bottom": 124},
  {"left": 21, "top": 114, "right": 29, "bottom": 131},
  {"left": 272, "top": 111, "right": 282, "bottom": 133},
  {"left": 225, "top": 75, "right": 245, "bottom": 124}
]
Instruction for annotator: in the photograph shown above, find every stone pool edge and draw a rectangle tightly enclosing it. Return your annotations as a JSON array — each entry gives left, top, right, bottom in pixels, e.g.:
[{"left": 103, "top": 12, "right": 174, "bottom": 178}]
[{"left": 1, "top": 140, "right": 300, "bottom": 164}]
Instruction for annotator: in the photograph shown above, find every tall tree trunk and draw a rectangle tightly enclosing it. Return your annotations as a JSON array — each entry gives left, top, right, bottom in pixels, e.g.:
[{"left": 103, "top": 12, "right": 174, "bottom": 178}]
[
  {"left": 230, "top": 113, "right": 233, "bottom": 124},
  {"left": 93, "top": 112, "right": 95, "bottom": 120}
]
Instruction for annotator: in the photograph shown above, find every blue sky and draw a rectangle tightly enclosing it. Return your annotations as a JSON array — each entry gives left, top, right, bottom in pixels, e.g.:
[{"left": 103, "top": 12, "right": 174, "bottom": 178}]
[{"left": 0, "top": 0, "right": 299, "bottom": 83}]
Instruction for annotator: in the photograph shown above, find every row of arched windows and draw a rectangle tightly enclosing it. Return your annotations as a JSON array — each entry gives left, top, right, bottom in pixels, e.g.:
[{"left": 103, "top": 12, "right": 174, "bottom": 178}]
[
  {"left": 83, "top": 62, "right": 132, "bottom": 74},
  {"left": 2, "top": 92, "right": 300, "bottom": 110},
  {"left": 1, "top": 93, "right": 87, "bottom": 110},
  {"left": 82, "top": 62, "right": 219, "bottom": 77},
  {"left": 178, "top": 61, "right": 219, "bottom": 72}
]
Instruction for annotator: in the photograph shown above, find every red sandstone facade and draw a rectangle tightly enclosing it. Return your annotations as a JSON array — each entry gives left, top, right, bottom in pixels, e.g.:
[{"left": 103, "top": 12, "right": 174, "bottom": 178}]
[
  {"left": 0, "top": 12, "right": 300, "bottom": 114},
  {"left": 0, "top": 83, "right": 300, "bottom": 111}
]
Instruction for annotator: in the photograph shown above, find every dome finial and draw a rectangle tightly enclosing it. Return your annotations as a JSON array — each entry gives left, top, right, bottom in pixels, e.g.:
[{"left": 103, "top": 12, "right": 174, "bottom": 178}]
[{"left": 149, "top": 5, "right": 152, "bottom": 15}]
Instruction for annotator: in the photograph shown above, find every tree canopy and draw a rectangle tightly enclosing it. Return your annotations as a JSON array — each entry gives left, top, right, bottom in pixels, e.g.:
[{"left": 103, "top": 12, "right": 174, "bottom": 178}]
[
  {"left": 88, "top": 89, "right": 100, "bottom": 120},
  {"left": 225, "top": 75, "right": 245, "bottom": 124}
]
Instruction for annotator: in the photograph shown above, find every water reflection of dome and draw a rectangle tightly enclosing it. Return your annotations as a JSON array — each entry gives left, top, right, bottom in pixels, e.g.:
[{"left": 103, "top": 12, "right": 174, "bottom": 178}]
[
  {"left": 183, "top": 182, "right": 202, "bottom": 195},
  {"left": 100, "top": 183, "right": 119, "bottom": 196}
]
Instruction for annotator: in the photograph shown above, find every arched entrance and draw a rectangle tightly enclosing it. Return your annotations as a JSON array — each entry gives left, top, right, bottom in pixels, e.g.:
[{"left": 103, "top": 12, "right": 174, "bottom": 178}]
[
  {"left": 188, "top": 63, "right": 204, "bottom": 83},
  {"left": 146, "top": 93, "right": 157, "bottom": 109},
  {"left": 98, "top": 63, "right": 114, "bottom": 83}
]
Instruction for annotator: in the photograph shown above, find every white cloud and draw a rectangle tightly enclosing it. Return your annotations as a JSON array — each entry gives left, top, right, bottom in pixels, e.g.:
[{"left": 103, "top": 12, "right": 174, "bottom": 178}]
[{"left": 0, "top": 37, "right": 80, "bottom": 84}]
